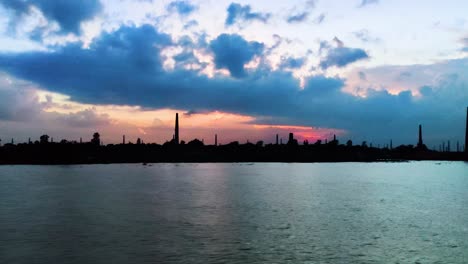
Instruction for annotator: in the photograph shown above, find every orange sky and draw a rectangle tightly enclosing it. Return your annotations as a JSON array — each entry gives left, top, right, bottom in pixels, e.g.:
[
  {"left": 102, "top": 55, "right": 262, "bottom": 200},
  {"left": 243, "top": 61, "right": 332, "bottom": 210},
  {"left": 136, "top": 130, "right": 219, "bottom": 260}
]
[{"left": 37, "top": 90, "right": 345, "bottom": 145}]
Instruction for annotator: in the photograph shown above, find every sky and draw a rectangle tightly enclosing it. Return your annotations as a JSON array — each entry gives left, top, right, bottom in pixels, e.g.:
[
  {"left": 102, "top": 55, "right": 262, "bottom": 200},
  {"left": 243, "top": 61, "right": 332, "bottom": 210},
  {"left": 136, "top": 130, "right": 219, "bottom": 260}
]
[{"left": 0, "top": 0, "right": 467, "bottom": 147}]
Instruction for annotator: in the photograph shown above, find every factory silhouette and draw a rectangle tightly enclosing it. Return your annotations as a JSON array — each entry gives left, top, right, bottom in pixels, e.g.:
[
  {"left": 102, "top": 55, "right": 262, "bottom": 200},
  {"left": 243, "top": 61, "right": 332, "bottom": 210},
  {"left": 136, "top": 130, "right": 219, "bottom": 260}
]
[{"left": 0, "top": 109, "right": 467, "bottom": 164}]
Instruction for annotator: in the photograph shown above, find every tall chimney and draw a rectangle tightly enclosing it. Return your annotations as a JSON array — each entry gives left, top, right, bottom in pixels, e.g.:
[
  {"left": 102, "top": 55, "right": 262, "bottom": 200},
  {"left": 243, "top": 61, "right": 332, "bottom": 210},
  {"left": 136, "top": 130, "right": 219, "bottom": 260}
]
[
  {"left": 123, "top": 135, "right": 126, "bottom": 145},
  {"left": 465, "top": 107, "right": 468, "bottom": 153},
  {"left": 175, "top": 113, "right": 179, "bottom": 145},
  {"left": 215, "top": 134, "right": 218, "bottom": 146},
  {"left": 418, "top": 124, "right": 423, "bottom": 147},
  {"left": 276, "top": 134, "right": 279, "bottom": 145}
]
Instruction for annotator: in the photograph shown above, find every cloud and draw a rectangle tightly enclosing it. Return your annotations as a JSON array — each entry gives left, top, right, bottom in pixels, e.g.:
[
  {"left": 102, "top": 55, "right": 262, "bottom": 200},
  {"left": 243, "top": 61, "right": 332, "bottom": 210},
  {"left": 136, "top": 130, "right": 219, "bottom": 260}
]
[
  {"left": 358, "top": 0, "right": 379, "bottom": 8},
  {"left": 320, "top": 47, "right": 369, "bottom": 69},
  {"left": 0, "top": 74, "right": 43, "bottom": 121},
  {"left": 332, "top": 36, "right": 344, "bottom": 47},
  {"left": 0, "top": 0, "right": 102, "bottom": 34},
  {"left": 54, "top": 108, "right": 111, "bottom": 128},
  {"left": 314, "top": 13, "right": 326, "bottom": 24},
  {"left": 306, "top": 0, "right": 318, "bottom": 8},
  {"left": 287, "top": 12, "right": 309, "bottom": 23},
  {"left": 353, "top": 29, "right": 380, "bottom": 43},
  {"left": 225, "top": 3, "right": 271, "bottom": 27},
  {"left": 358, "top": 71, "right": 367, "bottom": 81},
  {"left": 1, "top": 24, "right": 468, "bottom": 145},
  {"left": 0, "top": 73, "right": 114, "bottom": 143},
  {"left": 209, "top": 33, "right": 264, "bottom": 78},
  {"left": 167, "top": 1, "right": 197, "bottom": 16},
  {"left": 461, "top": 36, "right": 468, "bottom": 52},
  {"left": 279, "top": 57, "right": 306, "bottom": 69}
]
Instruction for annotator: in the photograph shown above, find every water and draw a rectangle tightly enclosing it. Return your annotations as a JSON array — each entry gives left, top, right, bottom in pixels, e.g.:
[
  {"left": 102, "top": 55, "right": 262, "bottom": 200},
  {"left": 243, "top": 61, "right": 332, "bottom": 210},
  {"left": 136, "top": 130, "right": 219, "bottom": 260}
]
[{"left": 1, "top": 162, "right": 467, "bottom": 263}]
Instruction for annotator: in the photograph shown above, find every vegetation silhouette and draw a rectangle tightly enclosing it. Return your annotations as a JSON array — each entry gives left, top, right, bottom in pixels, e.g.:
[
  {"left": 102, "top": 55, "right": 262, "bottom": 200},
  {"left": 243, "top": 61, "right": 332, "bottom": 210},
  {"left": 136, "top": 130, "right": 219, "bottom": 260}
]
[{"left": 0, "top": 110, "right": 467, "bottom": 164}]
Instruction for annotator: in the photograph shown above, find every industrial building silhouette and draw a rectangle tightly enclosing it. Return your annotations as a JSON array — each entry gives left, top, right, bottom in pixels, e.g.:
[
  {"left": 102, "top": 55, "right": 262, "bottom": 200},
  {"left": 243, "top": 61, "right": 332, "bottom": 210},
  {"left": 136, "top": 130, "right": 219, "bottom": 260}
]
[{"left": 0, "top": 108, "right": 467, "bottom": 164}]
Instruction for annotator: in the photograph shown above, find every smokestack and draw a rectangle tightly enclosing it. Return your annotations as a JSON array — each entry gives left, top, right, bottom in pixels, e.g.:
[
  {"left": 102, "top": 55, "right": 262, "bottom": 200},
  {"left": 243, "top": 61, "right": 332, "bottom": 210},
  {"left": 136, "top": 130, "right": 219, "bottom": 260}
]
[
  {"left": 418, "top": 124, "right": 423, "bottom": 147},
  {"left": 276, "top": 134, "right": 279, "bottom": 145},
  {"left": 215, "top": 134, "right": 218, "bottom": 146},
  {"left": 123, "top": 135, "right": 126, "bottom": 145},
  {"left": 175, "top": 113, "right": 179, "bottom": 145},
  {"left": 465, "top": 107, "right": 468, "bottom": 153}
]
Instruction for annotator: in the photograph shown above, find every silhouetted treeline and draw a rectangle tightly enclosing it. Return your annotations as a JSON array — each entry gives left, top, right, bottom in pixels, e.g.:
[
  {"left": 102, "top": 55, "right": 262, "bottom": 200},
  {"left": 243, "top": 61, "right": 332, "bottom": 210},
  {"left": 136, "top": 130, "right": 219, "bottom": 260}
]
[{"left": 0, "top": 137, "right": 466, "bottom": 164}]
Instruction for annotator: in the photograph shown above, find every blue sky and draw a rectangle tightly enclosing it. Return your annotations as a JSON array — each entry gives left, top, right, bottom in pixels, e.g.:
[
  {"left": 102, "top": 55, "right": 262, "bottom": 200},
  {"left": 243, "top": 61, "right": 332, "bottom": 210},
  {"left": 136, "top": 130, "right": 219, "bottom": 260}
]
[{"left": 0, "top": 0, "right": 467, "bottom": 147}]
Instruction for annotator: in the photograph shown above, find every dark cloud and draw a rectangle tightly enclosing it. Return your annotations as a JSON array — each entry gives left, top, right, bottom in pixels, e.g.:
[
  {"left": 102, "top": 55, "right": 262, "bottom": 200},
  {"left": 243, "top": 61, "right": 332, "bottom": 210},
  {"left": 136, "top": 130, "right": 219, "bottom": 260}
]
[
  {"left": 184, "top": 20, "right": 198, "bottom": 29},
  {"left": 320, "top": 47, "right": 369, "bottom": 69},
  {"left": 1, "top": 24, "right": 467, "bottom": 145},
  {"left": 225, "top": 3, "right": 271, "bottom": 26},
  {"left": 279, "top": 57, "right": 306, "bottom": 69},
  {"left": 209, "top": 34, "right": 264, "bottom": 78},
  {"left": 167, "top": 1, "right": 197, "bottom": 16},
  {"left": 0, "top": 0, "right": 102, "bottom": 34},
  {"left": 358, "top": 0, "right": 379, "bottom": 8},
  {"left": 1, "top": 0, "right": 29, "bottom": 17},
  {"left": 287, "top": 12, "right": 309, "bottom": 23}
]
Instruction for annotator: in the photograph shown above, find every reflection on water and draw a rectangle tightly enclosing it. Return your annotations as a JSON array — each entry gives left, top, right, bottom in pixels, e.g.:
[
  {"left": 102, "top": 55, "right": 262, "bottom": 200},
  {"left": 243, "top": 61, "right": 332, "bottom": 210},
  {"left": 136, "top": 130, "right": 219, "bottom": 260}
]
[{"left": 1, "top": 162, "right": 468, "bottom": 263}]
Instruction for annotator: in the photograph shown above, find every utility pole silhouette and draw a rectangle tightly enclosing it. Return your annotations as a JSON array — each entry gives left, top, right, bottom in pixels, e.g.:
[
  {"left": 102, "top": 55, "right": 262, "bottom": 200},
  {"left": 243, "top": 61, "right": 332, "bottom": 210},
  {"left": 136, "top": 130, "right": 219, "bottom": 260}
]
[{"left": 175, "top": 113, "right": 179, "bottom": 145}]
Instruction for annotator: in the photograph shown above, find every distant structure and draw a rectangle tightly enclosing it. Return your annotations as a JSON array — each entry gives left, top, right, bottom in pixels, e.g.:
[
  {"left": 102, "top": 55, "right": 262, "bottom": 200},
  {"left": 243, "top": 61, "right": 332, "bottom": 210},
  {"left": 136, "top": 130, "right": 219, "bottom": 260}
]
[
  {"left": 123, "top": 135, "right": 126, "bottom": 145},
  {"left": 215, "top": 134, "right": 218, "bottom": 146},
  {"left": 465, "top": 107, "right": 468, "bottom": 153},
  {"left": 417, "top": 124, "right": 423, "bottom": 147},
  {"left": 276, "top": 134, "right": 279, "bottom": 145},
  {"left": 175, "top": 113, "right": 179, "bottom": 145},
  {"left": 287, "top": 133, "right": 298, "bottom": 146}
]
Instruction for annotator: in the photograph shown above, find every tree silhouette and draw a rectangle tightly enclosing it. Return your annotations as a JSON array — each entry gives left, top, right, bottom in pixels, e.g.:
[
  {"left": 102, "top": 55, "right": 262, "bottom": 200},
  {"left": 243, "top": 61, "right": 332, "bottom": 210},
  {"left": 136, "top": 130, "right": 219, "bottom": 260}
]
[
  {"left": 40, "top": 135, "right": 49, "bottom": 144},
  {"left": 91, "top": 132, "right": 100, "bottom": 146}
]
